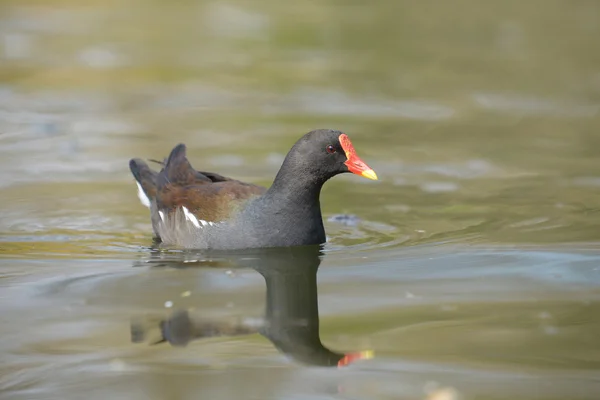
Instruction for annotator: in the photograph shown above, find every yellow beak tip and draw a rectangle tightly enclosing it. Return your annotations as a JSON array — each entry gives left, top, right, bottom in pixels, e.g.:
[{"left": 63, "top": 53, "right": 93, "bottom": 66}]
[{"left": 361, "top": 169, "right": 378, "bottom": 180}]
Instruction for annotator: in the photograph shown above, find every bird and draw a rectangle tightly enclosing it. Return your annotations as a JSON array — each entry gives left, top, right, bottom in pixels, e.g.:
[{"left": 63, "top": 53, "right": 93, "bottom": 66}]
[{"left": 129, "top": 129, "right": 377, "bottom": 250}]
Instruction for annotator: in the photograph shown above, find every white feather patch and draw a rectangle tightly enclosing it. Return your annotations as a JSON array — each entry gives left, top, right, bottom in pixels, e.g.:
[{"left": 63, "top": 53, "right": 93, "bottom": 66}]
[
  {"left": 135, "top": 182, "right": 151, "bottom": 208},
  {"left": 182, "top": 206, "right": 201, "bottom": 229}
]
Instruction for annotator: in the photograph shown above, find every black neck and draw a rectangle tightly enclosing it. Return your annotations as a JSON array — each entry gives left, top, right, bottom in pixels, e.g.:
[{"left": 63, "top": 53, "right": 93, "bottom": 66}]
[
  {"left": 265, "top": 155, "right": 327, "bottom": 208},
  {"left": 253, "top": 152, "right": 329, "bottom": 246}
]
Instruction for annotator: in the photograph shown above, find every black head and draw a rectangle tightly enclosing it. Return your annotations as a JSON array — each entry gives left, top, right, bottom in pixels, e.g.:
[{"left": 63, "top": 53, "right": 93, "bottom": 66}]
[{"left": 279, "top": 129, "right": 378, "bottom": 184}]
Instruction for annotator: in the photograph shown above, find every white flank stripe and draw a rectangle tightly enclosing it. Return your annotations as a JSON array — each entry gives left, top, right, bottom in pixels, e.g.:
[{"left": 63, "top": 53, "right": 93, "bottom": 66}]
[{"left": 182, "top": 206, "right": 201, "bottom": 229}]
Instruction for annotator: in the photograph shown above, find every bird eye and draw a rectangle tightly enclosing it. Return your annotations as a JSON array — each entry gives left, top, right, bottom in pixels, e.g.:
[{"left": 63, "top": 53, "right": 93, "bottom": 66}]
[{"left": 326, "top": 145, "right": 336, "bottom": 154}]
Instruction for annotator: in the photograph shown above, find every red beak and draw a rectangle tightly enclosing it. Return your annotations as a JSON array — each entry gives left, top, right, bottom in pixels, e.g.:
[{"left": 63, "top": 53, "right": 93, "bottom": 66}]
[{"left": 339, "top": 134, "right": 378, "bottom": 180}]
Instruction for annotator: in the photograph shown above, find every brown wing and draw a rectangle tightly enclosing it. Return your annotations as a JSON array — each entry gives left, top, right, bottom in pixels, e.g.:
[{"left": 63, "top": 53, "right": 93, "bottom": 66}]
[{"left": 155, "top": 144, "right": 266, "bottom": 222}]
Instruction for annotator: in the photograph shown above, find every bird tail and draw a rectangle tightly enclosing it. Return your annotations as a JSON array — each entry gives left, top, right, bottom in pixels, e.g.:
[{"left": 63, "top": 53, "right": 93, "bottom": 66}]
[{"left": 129, "top": 158, "right": 159, "bottom": 208}]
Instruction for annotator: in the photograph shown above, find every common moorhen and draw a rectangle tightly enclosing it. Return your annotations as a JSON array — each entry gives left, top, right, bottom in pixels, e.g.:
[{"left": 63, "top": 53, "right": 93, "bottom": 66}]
[{"left": 129, "top": 129, "right": 377, "bottom": 249}]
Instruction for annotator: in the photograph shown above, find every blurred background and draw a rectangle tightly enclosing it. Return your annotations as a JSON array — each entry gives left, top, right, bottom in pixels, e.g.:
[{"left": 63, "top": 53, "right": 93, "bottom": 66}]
[{"left": 0, "top": 1, "right": 599, "bottom": 399}]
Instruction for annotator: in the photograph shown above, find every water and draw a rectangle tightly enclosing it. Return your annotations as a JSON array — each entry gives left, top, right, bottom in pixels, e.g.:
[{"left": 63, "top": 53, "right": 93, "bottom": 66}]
[{"left": 1, "top": 0, "right": 599, "bottom": 399}]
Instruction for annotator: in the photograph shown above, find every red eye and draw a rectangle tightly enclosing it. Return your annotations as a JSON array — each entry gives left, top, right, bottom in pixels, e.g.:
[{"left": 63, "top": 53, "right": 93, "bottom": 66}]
[{"left": 326, "top": 145, "right": 336, "bottom": 154}]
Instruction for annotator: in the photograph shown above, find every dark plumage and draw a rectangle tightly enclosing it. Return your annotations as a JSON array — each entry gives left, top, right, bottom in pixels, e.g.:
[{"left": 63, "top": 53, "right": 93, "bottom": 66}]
[{"left": 130, "top": 129, "right": 377, "bottom": 249}]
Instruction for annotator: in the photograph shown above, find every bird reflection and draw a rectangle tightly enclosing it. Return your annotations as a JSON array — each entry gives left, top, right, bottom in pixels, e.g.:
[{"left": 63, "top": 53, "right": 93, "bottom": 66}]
[{"left": 131, "top": 245, "right": 373, "bottom": 368}]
